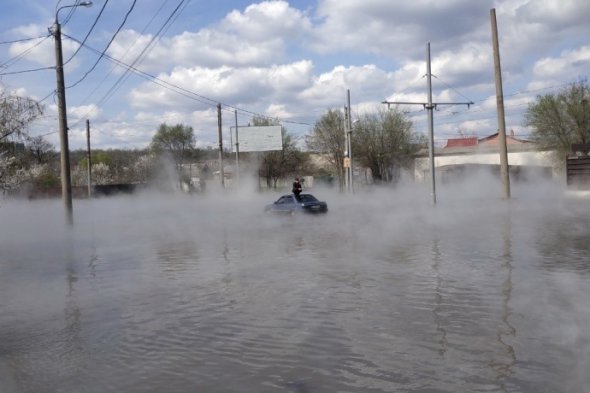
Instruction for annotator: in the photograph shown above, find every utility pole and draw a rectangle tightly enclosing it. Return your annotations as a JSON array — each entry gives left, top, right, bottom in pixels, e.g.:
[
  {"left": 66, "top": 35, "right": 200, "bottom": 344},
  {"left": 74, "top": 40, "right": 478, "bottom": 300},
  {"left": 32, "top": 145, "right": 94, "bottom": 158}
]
[
  {"left": 86, "top": 119, "right": 92, "bottom": 198},
  {"left": 383, "top": 42, "right": 473, "bottom": 205},
  {"left": 426, "top": 43, "right": 436, "bottom": 205},
  {"left": 217, "top": 103, "right": 225, "bottom": 188},
  {"left": 53, "top": 19, "right": 73, "bottom": 224},
  {"left": 234, "top": 109, "right": 240, "bottom": 188},
  {"left": 343, "top": 106, "right": 349, "bottom": 192},
  {"left": 491, "top": 8, "right": 511, "bottom": 199},
  {"left": 52, "top": 1, "right": 93, "bottom": 224},
  {"left": 347, "top": 89, "right": 353, "bottom": 193}
]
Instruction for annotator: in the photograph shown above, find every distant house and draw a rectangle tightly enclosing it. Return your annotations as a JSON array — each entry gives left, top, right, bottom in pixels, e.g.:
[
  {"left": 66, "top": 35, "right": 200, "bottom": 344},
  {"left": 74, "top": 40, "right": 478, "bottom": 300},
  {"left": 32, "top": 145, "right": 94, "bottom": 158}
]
[
  {"left": 414, "top": 132, "right": 559, "bottom": 184},
  {"left": 566, "top": 144, "right": 590, "bottom": 189},
  {"left": 0, "top": 141, "right": 25, "bottom": 153}
]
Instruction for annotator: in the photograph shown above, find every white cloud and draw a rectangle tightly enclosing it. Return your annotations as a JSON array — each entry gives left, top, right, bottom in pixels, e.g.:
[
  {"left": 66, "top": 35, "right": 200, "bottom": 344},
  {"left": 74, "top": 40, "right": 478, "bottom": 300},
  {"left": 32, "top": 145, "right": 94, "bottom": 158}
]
[
  {"left": 68, "top": 104, "right": 102, "bottom": 120},
  {"left": 311, "top": 0, "right": 490, "bottom": 59},
  {"left": 107, "top": 1, "right": 312, "bottom": 72},
  {"left": 514, "top": 0, "right": 590, "bottom": 28},
  {"left": 7, "top": 23, "right": 83, "bottom": 70},
  {"left": 533, "top": 45, "right": 590, "bottom": 79},
  {"left": 299, "top": 64, "right": 391, "bottom": 107},
  {"left": 128, "top": 60, "right": 315, "bottom": 114},
  {"left": 3, "top": 0, "right": 589, "bottom": 149},
  {"left": 220, "top": 0, "right": 312, "bottom": 41},
  {"left": 107, "top": 28, "right": 284, "bottom": 72},
  {"left": 9, "top": 37, "right": 56, "bottom": 68}
]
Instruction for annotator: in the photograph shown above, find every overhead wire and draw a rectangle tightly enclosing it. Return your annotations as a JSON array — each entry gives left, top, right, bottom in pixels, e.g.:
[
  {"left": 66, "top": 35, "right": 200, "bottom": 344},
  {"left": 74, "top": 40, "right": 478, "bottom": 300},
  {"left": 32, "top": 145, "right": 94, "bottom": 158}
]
[
  {"left": 55, "top": 0, "right": 307, "bottom": 132},
  {"left": 66, "top": 0, "right": 137, "bottom": 90},
  {"left": 0, "top": 66, "right": 54, "bottom": 76},
  {"left": 69, "top": 0, "right": 171, "bottom": 108},
  {"left": 0, "top": 35, "right": 51, "bottom": 70},
  {"left": 59, "top": 0, "right": 81, "bottom": 27},
  {"left": 64, "top": 35, "right": 312, "bottom": 129},
  {"left": 431, "top": 74, "right": 474, "bottom": 103},
  {"left": 93, "top": 0, "right": 187, "bottom": 106},
  {"left": 63, "top": 0, "right": 110, "bottom": 66},
  {"left": 0, "top": 36, "right": 49, "bottom": 45}
]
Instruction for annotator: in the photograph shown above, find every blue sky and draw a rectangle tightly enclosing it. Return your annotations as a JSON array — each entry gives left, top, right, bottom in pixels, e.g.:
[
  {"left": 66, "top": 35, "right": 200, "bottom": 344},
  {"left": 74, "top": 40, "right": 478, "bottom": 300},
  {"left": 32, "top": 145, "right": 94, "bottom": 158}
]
[{"left": 1, "top": 0, "right": 589, "bottom": 150}]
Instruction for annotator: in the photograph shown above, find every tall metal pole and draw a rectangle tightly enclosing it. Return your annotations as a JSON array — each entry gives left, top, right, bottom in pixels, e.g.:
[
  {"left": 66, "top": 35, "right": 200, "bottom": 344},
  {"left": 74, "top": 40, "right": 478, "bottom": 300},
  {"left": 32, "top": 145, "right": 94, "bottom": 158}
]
[
  {"left": 347, "top": 89, "right": 353, "bottom": 193},
  {"left": 217, "top": 103, "right": 225, "bottom": 188},
  {"left": 86, "top": 119, "right": 92, "bottom": 198},
  {"left": 426, "top": 42, "right": 437, "bottom": 205},
  {"left": 491, "top": 8, "right": 511, "bottom": 199},
  {"left": 343, "top": 106, "right": 349, "bottom": 192},
  {"left": 53, "top": 20, "right": 73, "bottom": 224},
  {"left": 234, "top": 109, "right": 240, "bottom": 187}
]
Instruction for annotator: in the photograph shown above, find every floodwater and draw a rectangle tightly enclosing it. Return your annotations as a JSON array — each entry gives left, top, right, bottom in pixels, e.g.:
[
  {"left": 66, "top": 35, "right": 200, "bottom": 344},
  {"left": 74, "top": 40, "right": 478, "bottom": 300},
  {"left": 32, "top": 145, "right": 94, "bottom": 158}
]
[{"left": 1, "top": 180, "right": 589, "bottom": 393}]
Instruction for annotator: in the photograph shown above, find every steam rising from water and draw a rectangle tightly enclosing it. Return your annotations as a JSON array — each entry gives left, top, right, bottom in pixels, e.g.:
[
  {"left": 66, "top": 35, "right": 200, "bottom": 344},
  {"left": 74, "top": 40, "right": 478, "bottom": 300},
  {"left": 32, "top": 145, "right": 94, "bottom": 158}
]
[{"left": 1, "top": 174, "right": 589, "bottom": 392}]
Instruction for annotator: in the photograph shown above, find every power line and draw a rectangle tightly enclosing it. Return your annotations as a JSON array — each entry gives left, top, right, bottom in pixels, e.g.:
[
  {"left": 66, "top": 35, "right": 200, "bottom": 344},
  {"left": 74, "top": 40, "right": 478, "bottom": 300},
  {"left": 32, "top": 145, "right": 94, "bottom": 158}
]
[
  {"left": 94, "top": 0, "right": 187, "bottom": 105},
  {"left": 431, "top": 74, "right": 474, "bottom": 103},
  {"left": 0, "top": 66, "right": 54, "bottom": 76},
  {"left": 0, "top": 35, "right": 51, "bottom": 70},
  {"left": 63, "top": 0, "right": 110, "bottom": 66},
  {"left": 67, "top": 0, "right": 172, "bottom": 109},
  {"left": 64, "top": 35, "right": 312, "bottom": 129},
  {"left": 0, "top": 35, "right": 48, "bottom": 45},
  {"left": 66, "top": 0, "right": 137, "bottom": 89},
  {"left": 60, "top": 0, "right": 81, "bottom": 27}
]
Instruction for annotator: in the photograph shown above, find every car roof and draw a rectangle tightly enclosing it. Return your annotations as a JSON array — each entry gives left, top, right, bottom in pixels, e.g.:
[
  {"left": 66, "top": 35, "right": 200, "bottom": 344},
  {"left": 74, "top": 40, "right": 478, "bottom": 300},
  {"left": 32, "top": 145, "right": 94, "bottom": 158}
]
[{"left": 282, "top": 193, "right": 313, "bottom": 197}]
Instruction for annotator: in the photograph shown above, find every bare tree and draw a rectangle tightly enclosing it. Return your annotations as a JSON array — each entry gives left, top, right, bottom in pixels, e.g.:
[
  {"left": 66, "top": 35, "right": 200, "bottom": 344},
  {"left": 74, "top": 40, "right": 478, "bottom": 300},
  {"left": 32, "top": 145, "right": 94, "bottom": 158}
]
[
  {"left": 26, "top": 135, "right": 55, "bottom": 164},
  {"left": 0, "top": 89, "right": 43, "bottom": 142},
  {"left": 352, "top": 107, "right": 425, "bottom": 184},
  {"left": 305, "top": 109, "right": 347, "bottom": 191}
]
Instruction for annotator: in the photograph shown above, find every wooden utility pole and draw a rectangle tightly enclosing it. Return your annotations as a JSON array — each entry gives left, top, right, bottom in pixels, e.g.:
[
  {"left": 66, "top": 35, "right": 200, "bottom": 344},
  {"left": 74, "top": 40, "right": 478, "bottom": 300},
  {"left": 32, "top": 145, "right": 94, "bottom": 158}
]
[
  {"left": 86, "top": 119, "right": 92, "bottom": 198},
  {"left": 217, "top": 103, "right": 225, "bottom": 188},
  {"left": 491, "top": 8, "right": 511, "bottom": 199},
  {"left": 53, "top": 19, "right": 73, "bottom": 224}
]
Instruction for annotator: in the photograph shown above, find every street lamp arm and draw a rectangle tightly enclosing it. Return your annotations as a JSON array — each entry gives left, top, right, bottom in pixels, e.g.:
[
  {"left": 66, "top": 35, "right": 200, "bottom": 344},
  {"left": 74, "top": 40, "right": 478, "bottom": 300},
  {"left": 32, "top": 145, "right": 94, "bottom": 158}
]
[{"left": 56, "top": 1, "right": 93, "bottom": 23}]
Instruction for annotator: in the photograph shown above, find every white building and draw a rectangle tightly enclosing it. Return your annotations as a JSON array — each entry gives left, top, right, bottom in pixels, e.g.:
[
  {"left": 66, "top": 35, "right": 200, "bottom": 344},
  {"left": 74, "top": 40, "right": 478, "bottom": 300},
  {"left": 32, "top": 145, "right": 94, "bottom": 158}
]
[{"left": 414, "top": 133, "right": 560, "bottom": 183}]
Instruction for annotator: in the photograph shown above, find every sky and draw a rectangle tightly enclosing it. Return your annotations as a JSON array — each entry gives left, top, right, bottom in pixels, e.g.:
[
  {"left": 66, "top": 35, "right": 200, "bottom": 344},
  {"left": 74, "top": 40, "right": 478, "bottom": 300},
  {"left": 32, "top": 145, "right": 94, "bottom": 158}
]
[{"left": 0, "top": 0, "right": 589, "bottom": 151}]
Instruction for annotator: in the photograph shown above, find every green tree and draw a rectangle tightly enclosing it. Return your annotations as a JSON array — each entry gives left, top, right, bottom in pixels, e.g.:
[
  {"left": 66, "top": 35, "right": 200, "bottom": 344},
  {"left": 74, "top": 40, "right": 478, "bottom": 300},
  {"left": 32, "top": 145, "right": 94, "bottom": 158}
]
[
  {"left": 352, "top": 107, "right": 425, "bottom": 184},
  {"left": 305, "top": 109, "right": 347, "bottom": 190},
  {"left": 150, "top": 123, "right": 195, "bottom": 168},
  {"left": 525, "top": 79, "right": 590, "bottom": 161}
]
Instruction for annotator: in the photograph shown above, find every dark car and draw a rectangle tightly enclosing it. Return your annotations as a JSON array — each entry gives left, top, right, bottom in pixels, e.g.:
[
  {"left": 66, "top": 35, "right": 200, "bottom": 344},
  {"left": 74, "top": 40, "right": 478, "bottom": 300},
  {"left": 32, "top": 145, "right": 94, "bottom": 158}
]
[{"left": 265, "top": 193, "right": 328, "bottom": 215}]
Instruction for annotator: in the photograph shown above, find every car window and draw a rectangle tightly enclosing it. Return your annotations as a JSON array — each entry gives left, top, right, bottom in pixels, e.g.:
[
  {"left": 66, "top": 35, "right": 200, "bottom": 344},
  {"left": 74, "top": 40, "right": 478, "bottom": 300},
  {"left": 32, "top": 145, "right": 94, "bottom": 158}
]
[
  {"left": 299, "top": 194, "right": 318, "bottom": 202},
  {"left": 277, "top": 196, "right": 292, "bottom": 204}
]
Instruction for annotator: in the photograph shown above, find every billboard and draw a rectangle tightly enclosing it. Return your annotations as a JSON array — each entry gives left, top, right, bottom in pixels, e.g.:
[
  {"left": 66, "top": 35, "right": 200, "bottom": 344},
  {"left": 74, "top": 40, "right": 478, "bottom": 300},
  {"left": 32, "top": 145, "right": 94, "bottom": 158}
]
[{"left": 230, "top": 125, "right": 283, "bottom": 152}]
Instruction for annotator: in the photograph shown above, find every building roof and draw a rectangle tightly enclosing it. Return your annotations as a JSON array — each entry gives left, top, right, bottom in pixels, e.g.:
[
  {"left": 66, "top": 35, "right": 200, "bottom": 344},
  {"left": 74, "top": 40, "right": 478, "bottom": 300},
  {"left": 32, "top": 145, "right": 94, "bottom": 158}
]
[
  {"left": 445, "top": 137, "right": 478, "bottom": 148},
  {"left": 478, "top": 132, "right": 532, "bottom": 146},
  {"left": 415, "top": 131, "right": 539, "bottom": 157}
]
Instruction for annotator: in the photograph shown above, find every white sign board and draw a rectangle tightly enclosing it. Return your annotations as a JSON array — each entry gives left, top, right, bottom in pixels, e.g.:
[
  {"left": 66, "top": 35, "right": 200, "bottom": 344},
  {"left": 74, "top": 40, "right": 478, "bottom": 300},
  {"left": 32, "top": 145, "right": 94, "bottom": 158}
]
[{"left": 230, "top": 125, "right": 283, "bottom": 152}]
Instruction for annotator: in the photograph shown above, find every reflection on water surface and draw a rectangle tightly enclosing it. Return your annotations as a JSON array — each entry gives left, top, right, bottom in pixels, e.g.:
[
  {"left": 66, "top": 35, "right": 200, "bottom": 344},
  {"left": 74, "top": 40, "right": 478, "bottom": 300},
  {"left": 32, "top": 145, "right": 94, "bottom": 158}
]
[{"left": 1, "top": 189, "right": 589, "bottom": 392}]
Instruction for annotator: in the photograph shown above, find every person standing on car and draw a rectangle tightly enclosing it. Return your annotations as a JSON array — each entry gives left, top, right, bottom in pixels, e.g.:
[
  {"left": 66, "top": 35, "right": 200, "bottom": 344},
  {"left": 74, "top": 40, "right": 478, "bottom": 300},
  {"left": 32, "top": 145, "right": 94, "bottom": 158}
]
[{"left": 292, "top": 177, "right": 302, "bottom": 199}]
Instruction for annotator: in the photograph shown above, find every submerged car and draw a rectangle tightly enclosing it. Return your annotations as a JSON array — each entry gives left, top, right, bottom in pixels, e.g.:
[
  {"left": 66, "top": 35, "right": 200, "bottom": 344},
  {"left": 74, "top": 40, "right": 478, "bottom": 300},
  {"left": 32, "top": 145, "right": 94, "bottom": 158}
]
[{"left": 265, "top": 193, "right": 328, "bottom": 215}]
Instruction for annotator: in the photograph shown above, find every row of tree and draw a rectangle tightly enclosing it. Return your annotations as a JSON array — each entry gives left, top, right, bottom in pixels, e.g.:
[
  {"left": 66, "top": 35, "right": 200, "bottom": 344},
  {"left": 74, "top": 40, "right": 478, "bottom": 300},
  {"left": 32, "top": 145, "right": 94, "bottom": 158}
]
[{"left": 1, "top": 79, "right": 589, "bottom": 196}]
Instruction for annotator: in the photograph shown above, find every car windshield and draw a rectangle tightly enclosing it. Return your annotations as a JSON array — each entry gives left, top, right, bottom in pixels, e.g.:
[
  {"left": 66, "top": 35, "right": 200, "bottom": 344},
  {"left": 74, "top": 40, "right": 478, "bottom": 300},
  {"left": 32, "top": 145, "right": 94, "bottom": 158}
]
[{"left": 298, "top": 194, "right": 318, "bottom": 202}]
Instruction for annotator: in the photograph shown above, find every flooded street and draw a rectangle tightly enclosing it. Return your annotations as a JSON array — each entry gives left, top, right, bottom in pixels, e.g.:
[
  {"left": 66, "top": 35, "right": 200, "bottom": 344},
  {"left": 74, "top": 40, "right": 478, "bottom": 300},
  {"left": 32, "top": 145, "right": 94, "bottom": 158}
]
[{"left": 1, "top": 182, "right": 589, "bottom": 392}]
